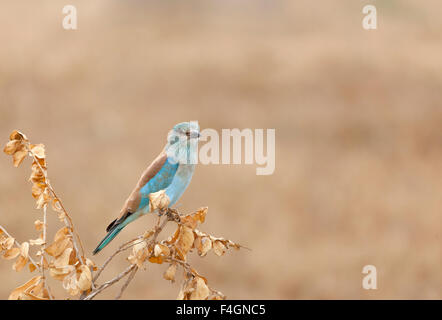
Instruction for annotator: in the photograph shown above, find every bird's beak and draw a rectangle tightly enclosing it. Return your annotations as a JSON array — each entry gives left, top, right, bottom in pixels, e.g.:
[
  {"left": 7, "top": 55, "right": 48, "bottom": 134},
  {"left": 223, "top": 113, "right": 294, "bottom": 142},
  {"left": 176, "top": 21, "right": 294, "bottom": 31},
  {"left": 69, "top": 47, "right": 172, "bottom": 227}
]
[{"left": 190, "top": 131, "right": 200, "bottom": 139}]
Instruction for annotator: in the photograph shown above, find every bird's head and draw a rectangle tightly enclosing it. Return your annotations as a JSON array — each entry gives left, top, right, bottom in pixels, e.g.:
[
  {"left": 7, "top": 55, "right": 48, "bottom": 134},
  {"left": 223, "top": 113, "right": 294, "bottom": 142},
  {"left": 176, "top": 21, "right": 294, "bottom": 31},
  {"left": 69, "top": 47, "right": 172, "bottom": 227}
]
[{"left": 165, "top": 121, "right": 200, "bottom": 164}]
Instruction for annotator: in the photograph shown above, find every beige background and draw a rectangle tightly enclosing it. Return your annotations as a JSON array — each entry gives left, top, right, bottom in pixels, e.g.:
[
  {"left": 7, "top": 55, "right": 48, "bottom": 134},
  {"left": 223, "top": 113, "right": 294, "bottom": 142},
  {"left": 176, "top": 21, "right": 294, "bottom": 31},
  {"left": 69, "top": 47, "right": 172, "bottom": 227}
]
[{"left": 0, "top": 1, "right": 441, "bottom": 299}]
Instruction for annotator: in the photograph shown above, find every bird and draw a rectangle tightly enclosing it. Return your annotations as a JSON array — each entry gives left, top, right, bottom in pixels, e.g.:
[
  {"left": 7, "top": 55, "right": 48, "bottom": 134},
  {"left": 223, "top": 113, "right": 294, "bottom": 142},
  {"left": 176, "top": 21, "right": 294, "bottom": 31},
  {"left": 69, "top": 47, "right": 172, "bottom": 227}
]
[{"left": 92, "top": 121, "right": 200, "bottom": 255}]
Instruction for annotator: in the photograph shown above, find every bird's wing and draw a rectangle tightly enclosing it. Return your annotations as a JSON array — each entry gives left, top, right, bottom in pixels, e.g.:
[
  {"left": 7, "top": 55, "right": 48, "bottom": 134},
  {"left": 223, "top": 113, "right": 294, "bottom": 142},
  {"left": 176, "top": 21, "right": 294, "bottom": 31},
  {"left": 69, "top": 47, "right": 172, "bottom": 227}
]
[{"left": 106, "top": 151, "right": 178, "bottom": 232}]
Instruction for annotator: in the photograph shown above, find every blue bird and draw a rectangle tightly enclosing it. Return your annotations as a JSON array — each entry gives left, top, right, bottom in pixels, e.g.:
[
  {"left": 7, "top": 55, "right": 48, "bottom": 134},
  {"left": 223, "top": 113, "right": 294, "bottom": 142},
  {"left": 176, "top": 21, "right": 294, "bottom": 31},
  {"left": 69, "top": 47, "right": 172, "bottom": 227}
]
[{"left": 93, "top": 121, "right": 200, "bottom": 255}]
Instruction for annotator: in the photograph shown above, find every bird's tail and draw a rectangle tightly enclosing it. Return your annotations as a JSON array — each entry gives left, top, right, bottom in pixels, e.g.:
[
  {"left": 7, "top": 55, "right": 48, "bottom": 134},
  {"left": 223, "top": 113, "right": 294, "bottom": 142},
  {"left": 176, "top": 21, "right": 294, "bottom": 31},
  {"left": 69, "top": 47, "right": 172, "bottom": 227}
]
[
  {"left": 93, "top": 212, "right": 137, "bottom": 255},
  {"left": 92, "top": 224, "right": 124, "bottom": 255}
]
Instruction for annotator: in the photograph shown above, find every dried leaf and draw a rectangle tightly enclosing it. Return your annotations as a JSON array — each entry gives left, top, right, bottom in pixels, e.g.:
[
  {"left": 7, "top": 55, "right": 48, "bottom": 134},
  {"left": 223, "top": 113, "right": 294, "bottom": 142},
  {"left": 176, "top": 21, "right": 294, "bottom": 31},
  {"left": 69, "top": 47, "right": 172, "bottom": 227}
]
[
  {"left": 22, "top": 292, "right": 49, "bottom": 300},
  {"left": 176, "top": 226, "right": 195, "bottom": 261},
  {"left": 154, "top": 244, "right": 170, "bottom": 257},
  {"left": 51, "top": 198, "right": 64, "bottom": 213},
  {"left": 29, "top": 280, "right": 44, "bottom": 296},
  {"left": 194, "top": 229, "right": 243, "bottom": 253},
  {"left": 195, "top": 207, "right": 207, "bottom": 223},
  {"left": 77, "top": 265, "right": 92, "bottom": 291},
  {"left": 20, "top": 242, "right": 29, "bottom": 259},
  {"left": 148, "top": 190, "right": 170, "bottom": 212},
  {"left": 12, "top": 255, "right": 28, "bottom": 272},
  {"left": 29, "top": 238, "right": 45, "bottom": 246},
  {"left": 163, "top": 264, "right": 177, "bottom": 282},
  {"left": 8, "top": 276, "right": 41, "bottom": 300},
  {"left": 9, "top": 130, "right": 28, "bottom": 142},
  {"left": 3, "top": 140, "right": 21, "bottom": 155},
  {"left": 128, "top": 241, "right": 148, "bottom": 268},
  {"left": 29, "top": 263, "right": 37, "bottom": 273},
  {"left": 46, "top": 237, "right": 71, "bottom": 257},
  {"left": 3, "top": 248, "right": 20, "bottom": 260},
  {"left": 195, "top": 236, "right": 212, "bottom": 257},
  {"left": 63, "top": 272, "right": 80, "bottom": 296},
  {"left": 190, "top": 268, "right": 208, "bottom": 285},
  {"left": 177, "top": 288, "right": 185, "bottom": 300},
  {"left": 52, "top": 199, "right": 67, "bottom": 221},
  {"left": 148, "top": 256, "right": 164, "bottom": 264},
  {"left": 85, "top": 258, "right": 97, "bottom": 271},
  {"left": 34, "top": 220, "right": 44, "bottom": 231},
  {"left": 54, "top": 247, "right": 73, "bottom": 268},
  {"left": 190, "top": 277, "right": 210, "bottom": 300},
  {"left": 36, "top": 189, "right": 50, "bottom": 209},
  {"left": 57, "top": 211, "right": 66, "bottom": 221},
  {"left": 2, "top": 237, "right": 15, "bottom": 250},
  {"left": 50, "top": 265, "right": 75, "bottom": 281},
  {"left": 167, "top": 226, "right": 181, "bottom": 245},
  {"left": 24, "top": 279, "right": 49, "bottom": 300},
  {"left": 30, "top": 144, "right": 46, "bottom": 159},
  {"left": 180, "top": 207, "right": 208, "bottom": 229},
  {"left": 31, "top": 182, "right": 46, "bottom": 199},
  {"left": 177, "top": 278, "right": 194, "bottom": 300},
  {"left": 45, "top": 228, "right": 71, "bottom": 257},
  {"left": 30, "top": 163, "right": 45, "bottom": 183},
  {"left": 12, "top": 148, "right": 27, "bottom": 167},
  {"left": 212, "top": 240, "right": 226, "bottom": 256}
]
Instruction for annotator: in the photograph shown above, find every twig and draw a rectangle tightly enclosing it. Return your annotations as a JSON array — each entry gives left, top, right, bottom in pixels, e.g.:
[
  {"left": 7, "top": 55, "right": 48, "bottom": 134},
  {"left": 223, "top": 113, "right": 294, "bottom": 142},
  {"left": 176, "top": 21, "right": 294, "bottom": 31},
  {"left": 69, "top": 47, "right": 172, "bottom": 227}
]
[
  {"left": 165, "top": 257, "right": 194, "bottom": 274},
  {"left": 93, "top": 236, "right": 142, "bottom": 283},
  {"left": 153, "top": 215, "right": 169, "bottom": 243},
  {"left": 165, "top": 256, "right": 224, "bottom": 298},
  {"left": 115, "top": 266, "right": 138, "bottom": 300},
  {"left": 27, "top": 145, "right": 86, "bottom": 266},
  {"left": 83, "top": 264, "right": 136, "bottom": 300},
  {"left": 40, "top": 205, "right": 54, "bottom": 299},
  {"left": 0, "top": 222, "right": 56, "bottom": 299},
  {"left": 93, "top": 213, "right": 170, "bottom": 283},
  {"left": 0, "top": 224, "right": 41, "bottom": 273},
  {"left": 112, "top": 215, "right": 170, "bottom": 300},
  {"left": 87, "top": 213, "right": 172, "bottom": 300}
]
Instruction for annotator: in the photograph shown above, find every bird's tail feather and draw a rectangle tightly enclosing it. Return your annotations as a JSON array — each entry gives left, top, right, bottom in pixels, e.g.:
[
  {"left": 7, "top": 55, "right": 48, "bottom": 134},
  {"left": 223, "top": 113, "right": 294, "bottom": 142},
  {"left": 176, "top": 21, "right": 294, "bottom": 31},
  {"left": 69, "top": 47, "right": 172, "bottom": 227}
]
[{"left": 93, "top": 223, "right": 125, "bottom": 255}]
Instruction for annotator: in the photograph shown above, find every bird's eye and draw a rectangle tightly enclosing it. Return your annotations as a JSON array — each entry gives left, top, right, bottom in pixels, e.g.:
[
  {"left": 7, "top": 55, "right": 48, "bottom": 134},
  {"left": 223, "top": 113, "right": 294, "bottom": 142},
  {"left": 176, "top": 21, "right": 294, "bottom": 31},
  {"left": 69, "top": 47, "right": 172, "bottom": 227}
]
[{"left": 185, "top": 131, "right": 190, "bottom": 136}]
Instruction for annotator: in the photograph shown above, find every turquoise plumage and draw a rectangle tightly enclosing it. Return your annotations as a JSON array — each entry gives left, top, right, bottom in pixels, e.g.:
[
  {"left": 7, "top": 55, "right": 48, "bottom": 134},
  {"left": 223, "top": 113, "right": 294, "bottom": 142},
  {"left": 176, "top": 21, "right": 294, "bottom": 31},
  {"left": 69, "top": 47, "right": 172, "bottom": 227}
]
[{"left": 93, "top": 122, "right": 200, "bottom": 254}]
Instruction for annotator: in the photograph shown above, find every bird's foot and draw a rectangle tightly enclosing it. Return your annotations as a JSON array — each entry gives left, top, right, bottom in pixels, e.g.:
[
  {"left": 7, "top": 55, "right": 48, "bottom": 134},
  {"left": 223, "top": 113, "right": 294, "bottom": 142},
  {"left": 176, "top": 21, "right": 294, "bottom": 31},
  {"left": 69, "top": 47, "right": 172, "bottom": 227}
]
[
  {"left": 166, "top": 208, "right": 180, "bottom": 222},
  {"left": 155, "top": 207, "right": 180, "bottom": 223}
]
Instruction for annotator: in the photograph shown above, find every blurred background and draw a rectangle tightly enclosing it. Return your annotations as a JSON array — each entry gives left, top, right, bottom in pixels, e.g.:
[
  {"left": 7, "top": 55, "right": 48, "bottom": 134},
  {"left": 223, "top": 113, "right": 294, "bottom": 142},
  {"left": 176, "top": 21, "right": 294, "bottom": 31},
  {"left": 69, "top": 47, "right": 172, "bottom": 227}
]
[{"left": 0, "top": 0, "right": 441, "bottom": 299}]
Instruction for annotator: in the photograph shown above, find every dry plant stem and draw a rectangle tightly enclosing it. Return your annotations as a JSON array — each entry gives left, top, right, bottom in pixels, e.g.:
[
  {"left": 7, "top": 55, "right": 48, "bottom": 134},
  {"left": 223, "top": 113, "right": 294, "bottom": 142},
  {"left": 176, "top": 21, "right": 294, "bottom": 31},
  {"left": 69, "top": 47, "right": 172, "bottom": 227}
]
[
  {"left": 92, "top": 236, "right": 143, "bottom": 283},
  {"left": 112, "top": 216, "right": 170, "bottom": 300},
  {"left": 115, "top": 266, "right": 138, "bottom": 300},
  {"left": 0, "top": 224, "right": 41, "bottom": 273},
  {"left": 154, "top": 215, "right": 170, "bottom": 242},
  {"left": 83, "top": 264, "right": 137, "bottom": 300},
  {"left": 27, "top": 146, "right": 86, "bottom": 265},
  {"left": 40, "top": 205, "right": 54, "bottom": 300},
  {"left": 63, "top": 216, "right": 85, "bottom": 264},
  {"left": 165, "top": 257, "right": 223, "bottom": 298},
  {"left": 0, "top": 222, "right": 55, "bottom": 299},
  {"left": 94, "top": 214, "right": 170, "bottom": 282},
  {"left": 166, "top": 257, "right": 198, "bottom": 279},
  {"left": 89, "top": 215, "right": 171, "bottom": 300}
]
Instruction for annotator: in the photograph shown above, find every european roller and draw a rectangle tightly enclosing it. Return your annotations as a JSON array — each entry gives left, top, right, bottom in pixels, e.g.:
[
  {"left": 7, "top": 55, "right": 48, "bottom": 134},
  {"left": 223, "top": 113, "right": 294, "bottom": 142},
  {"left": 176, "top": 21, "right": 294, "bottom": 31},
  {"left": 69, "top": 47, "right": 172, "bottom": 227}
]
[{"left": 93, "top": 121, "right": 200, "bottom": 255}]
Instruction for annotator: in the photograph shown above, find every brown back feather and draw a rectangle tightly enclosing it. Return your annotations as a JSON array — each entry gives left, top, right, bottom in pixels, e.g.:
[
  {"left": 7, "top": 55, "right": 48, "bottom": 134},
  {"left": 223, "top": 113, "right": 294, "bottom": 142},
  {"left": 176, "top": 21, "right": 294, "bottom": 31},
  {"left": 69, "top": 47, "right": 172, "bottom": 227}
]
[{"left": 106, "top": 151, "right": 168, "bottom": 230}]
